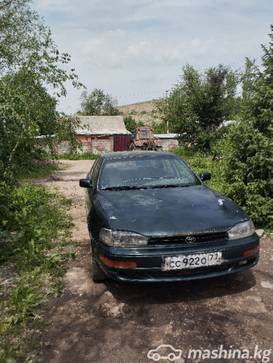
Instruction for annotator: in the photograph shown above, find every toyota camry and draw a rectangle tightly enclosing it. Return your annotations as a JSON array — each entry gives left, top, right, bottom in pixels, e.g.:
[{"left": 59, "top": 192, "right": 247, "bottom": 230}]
[{"left": 80, "top": 151, "right": 259, "bottom": 282}]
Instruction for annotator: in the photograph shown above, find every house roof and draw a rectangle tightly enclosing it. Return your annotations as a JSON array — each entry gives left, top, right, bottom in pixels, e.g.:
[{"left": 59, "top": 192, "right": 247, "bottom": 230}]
[
  {"left": 76, "top": 116, "right": 130, "bottom": 135},
  {"left": 154, "top": 133, "right": 180, "bottom": 139}
]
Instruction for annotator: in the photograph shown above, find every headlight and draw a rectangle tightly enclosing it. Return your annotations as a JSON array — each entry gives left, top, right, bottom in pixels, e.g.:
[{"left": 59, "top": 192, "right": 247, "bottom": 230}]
[
  {"left": 99, "top": 228, "right": 148, "bottom": 247},
  {"left": 228, "top": 220, "right": 255, "bottom": 240}
]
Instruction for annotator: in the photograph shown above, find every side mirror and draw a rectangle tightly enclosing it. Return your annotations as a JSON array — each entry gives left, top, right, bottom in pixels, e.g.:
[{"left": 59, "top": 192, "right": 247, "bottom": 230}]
[
  {"left": 79, "top": 178, "right": 93, "bottom": 188},
  {"left": 199, "top": 171, "right": 211, "bottom": 182}
]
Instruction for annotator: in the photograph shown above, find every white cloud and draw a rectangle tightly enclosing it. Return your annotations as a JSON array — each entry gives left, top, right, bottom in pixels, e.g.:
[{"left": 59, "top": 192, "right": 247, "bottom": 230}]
[{"left": 33, "top": 0, "right": 272, "bottom": 113}]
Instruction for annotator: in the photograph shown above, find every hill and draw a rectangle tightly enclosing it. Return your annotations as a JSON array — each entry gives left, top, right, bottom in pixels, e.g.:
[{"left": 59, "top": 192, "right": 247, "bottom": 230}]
[{"left": 118, "top": 100, "right": 161, "bottom": 126}]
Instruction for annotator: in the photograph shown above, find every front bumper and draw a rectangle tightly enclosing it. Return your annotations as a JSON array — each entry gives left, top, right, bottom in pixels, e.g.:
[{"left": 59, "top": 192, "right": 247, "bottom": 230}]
[{"left": 93, "top": 234, "right": 260, "bottom": 282}]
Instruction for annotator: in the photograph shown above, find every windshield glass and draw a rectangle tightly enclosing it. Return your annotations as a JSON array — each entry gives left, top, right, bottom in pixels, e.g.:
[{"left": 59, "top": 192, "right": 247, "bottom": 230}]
[
  {"left": 139, "top": 129, "right": 152, "bottom": 138},
  {"left": 99, "top": 155, "right": 200, "bottom": 190}
]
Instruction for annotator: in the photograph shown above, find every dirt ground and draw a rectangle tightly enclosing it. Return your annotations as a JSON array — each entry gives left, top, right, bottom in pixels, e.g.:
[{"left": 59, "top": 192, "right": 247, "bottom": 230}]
[{"left": 38, "top": 160, "right": 273, "bottom": 363}]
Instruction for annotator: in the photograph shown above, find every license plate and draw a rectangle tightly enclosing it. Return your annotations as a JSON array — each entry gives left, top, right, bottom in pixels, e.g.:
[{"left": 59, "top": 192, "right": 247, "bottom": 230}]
[{"left": 162, "top": 252, "right": 223, "bottom": 271}]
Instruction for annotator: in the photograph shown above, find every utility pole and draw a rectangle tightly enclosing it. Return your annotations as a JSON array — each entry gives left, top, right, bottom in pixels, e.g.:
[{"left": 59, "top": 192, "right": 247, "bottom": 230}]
[{"left": 165, "top": 90, "right": 169, "bottom": 133}]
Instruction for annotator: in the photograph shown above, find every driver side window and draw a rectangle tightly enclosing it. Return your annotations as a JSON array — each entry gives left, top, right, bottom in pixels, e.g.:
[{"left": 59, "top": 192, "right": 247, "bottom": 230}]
[{"left": 89, "top": 158, "right": 101, "bottom": 187}]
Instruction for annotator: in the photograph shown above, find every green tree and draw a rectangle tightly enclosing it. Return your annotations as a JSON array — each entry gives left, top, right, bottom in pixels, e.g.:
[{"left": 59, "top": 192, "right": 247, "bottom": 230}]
[
  {"left": 0, "top": 0, "right": 82, "bottom": 180},
  {"left": 223, "top": 26, "right": 273, "bottom": 228},
  {"left": 0, "top": 4, "right": 83, "bottom": 357},
  {"left": 123, "top": 115, "right": 144, "bottom": 133},
  {"left": 0, "top": 1, "right": 80, "bottom": 91},
  {"left": 155, "top": 65, "right": 239, "bottom": 149},
  {"left": 240, "top": 58, "right": 257, "bottom": 111},
  {"left": 80, "top": 89, "right": 119, "bottom": 115}
]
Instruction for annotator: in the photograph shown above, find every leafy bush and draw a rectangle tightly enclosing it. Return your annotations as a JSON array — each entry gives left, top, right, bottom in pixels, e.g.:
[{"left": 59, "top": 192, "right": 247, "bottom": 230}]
[
  {"left": 221, "top": 122, "right": 273, "bottom": 228},
  {"left": 221, "top": 28, "right": 273, "bottom": 228},
  {"left": 124, "top": 115, "right": 144, "bottom": 133},
  {"left": 150, "top": 121, "right": 167, "bottom": 134},
  {"left": 15, "top": 160, "right": 59, "bottom": 180},
  {"left": 174, "top": 147, "right": 226, "bottom": 194},
  {"left": 0, "top": 184, "right": 73, "bottom": 360},
  {"left": 1, "top": 184, "right": 71, "bottom": 265}
]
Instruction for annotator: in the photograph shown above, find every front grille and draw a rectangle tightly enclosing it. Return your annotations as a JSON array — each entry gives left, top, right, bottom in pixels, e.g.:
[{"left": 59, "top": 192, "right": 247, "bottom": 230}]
[{"left": 148, "top": 232, "right": 228, "bottom": 246}]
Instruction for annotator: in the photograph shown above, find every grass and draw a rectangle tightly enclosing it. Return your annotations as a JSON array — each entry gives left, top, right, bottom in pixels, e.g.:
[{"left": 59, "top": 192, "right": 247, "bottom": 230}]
[
  {"left": 16, "top": 160, "right": 59, "bottom": 180},
  {"left": 174, "top": 147, "right": 226, "bottom": 194},
  {"left": 0, "top": 184, "right": 75, "bottom": 361}
]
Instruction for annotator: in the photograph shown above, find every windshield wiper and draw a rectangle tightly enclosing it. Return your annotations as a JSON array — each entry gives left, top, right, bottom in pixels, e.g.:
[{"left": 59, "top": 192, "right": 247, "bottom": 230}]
[
  {"left": 149, "top": 184, "right": 193, "bottom": 189},
  {"left": 102, "top": 185, "right": 147, "bottom": 191}
]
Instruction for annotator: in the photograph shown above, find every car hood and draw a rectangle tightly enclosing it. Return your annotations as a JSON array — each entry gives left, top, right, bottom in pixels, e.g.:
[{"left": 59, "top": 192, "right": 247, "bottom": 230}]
[{"left": 94, "top": 185, "right": 248, "bottom": 236}]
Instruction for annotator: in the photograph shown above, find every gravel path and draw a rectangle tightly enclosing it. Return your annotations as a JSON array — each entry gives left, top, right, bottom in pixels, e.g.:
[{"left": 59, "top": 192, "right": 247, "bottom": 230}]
[{"left": 39, "top": 160, "right": 273, "bottom": 363}]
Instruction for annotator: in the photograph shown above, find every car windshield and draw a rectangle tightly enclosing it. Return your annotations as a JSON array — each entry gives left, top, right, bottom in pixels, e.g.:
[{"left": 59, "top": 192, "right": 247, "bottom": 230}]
[
  {"left": 139, "top": 129, "right": 151, "bottom": 138},
  {"left": 99, "top": 155, "right": 200, "bottom": 190}
]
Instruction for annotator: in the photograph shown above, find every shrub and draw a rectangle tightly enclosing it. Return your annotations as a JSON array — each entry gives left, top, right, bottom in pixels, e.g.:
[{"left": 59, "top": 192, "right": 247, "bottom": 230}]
[
  {"left": 222, "top": 122, "right": 273, "bottom": 228},
  {"left": 0, "top": 185, "right": 71, "bottom": 266},
  {"left": 221, "top": 27, "right": 273, "bottom": 228},
  {"left": 123, "top": 115, "right": 144, "bottom": 133},
  {"left": 0, "top": 184, "right": 72, "bottom": 360},
  {"left": 174, "top": 147, "right": 226, "bottom": 194}
]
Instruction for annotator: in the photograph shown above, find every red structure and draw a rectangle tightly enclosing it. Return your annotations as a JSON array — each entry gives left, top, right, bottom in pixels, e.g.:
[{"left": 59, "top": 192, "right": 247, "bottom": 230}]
[{"left": 75, "top": 116, "right": 131, "bottom": 154}]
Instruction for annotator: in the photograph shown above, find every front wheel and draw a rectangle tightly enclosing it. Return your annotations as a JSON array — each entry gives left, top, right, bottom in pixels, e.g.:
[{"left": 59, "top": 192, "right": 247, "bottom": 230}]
[
  {"left": 168, "top": 353, "right": 176, "bottom": 361},
  {"left": 91, "top": 252, "right": 106, "bottom": 282}
]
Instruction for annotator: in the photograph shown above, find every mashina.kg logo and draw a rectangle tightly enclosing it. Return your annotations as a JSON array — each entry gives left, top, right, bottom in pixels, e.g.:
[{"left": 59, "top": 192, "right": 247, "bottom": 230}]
[{"left": 147, "top": 344, "right": 183, "bottom": 361}]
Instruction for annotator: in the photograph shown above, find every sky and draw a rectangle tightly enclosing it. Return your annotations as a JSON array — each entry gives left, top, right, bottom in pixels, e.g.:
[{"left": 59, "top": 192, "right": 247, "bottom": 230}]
[{"left": 33, "top": 0, "right": 273, "bottom": 113}]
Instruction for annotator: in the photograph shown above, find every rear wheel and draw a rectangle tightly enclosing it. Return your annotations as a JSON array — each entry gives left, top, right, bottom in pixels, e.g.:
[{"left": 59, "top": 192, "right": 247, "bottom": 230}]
[{"left": 91, "top": 250, "right": 106, "bottom": 282}]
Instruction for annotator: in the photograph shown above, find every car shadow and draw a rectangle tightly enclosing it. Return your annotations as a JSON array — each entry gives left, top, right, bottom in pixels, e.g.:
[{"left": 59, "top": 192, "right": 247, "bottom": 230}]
[{"left": 106, "top": 270, "right": 256, "bottom": 305}]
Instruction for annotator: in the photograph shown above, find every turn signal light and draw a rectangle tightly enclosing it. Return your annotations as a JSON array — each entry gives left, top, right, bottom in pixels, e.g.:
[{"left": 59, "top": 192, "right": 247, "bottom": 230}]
[
  {"left": 99, "top": 256, "right": 137, "bottom": 269},
  {"left": 243, "top": 246, "right": 260, "bottom": 257}
]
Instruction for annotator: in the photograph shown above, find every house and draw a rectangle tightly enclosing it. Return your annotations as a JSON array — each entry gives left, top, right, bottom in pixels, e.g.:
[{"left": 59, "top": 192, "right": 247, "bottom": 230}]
[
  {"left": 154, "top": 133, "right": 179, "bottom": 151},
  {"left": 75, "top": 116, "right": 131, "bottom": 154}
]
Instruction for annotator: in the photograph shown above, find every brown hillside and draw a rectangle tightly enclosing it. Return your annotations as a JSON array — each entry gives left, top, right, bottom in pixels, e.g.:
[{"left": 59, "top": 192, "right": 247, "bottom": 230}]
[
  {"left": 118, "top": 100, "right": 156, "bottom": 114},
  {"left": 118, "top": 100, "right": 161, "bottom": 126}
]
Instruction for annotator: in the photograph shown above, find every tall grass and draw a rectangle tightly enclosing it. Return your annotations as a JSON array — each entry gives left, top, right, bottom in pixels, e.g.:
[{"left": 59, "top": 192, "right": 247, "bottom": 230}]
[{"left": 0, "top": 185, "right": 74, "bottom": 361}]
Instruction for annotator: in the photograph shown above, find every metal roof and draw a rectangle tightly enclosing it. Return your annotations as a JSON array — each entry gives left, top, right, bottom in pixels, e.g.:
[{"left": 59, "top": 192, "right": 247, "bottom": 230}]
[
  {"left": 76, "top": 116, "right": 131, "bottom": 135},
  {"left": 154, "top": 133, "right": 180, "bottom": 139}
]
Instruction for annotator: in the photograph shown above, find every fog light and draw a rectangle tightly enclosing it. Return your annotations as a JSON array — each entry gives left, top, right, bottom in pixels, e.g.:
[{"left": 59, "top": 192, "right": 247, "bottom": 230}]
[
  {"left": 99, "top": 255, "right": 137, "bottom": 269},
  {"left": 243, "top": 246, "right": 259, "bottom": 257}
]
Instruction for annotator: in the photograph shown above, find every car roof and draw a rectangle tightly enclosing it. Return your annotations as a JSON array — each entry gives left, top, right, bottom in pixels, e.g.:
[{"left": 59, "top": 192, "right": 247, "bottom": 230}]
[{"left": 101, "top": 151, "right": 176, "bottom": 160}]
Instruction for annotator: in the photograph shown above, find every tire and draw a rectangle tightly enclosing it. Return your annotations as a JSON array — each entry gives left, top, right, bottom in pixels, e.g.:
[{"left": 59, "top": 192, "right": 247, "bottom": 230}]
[{"left": 91, "top": 253, "right": 106, "bottom": 282}]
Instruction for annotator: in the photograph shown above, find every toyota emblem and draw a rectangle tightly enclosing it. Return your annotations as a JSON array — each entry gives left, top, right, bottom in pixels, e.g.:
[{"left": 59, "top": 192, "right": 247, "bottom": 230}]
[{"left": 185, "top": 235, "right": 196, "bottom": 244}]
